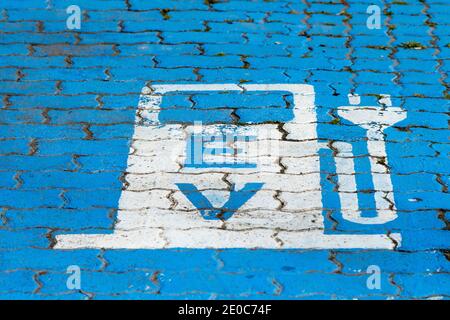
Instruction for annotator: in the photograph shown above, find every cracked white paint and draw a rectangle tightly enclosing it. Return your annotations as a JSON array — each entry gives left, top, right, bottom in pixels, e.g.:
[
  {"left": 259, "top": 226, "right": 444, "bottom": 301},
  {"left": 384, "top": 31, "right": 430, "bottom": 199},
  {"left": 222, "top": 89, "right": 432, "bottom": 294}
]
[
  {"left": 338, "top": 97, "right": 407, "bottom": 224},
  {"left": 55, "top": 84, "right": 404, "bottom": 249}
]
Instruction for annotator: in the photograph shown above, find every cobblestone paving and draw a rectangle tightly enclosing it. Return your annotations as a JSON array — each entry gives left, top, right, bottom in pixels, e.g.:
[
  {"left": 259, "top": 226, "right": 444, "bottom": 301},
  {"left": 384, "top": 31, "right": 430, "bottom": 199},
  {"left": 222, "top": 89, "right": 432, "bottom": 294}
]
[{"left": 0, "top": 0, "right": 449, "bottom": 299}]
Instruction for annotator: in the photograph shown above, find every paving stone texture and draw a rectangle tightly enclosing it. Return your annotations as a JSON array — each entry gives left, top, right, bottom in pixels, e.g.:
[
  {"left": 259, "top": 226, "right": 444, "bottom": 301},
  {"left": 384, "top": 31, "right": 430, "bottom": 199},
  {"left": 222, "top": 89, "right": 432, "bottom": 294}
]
[{"left": 0, "top": 0, "right": 449, "bottom": 299}]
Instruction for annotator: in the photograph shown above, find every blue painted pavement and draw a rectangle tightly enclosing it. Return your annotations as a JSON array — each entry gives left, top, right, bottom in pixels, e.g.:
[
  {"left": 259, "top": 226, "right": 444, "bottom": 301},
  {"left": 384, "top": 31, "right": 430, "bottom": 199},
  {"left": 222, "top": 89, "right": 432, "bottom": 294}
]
[{"left": 0, "top": 0, "right": 449, "bottom": 299}]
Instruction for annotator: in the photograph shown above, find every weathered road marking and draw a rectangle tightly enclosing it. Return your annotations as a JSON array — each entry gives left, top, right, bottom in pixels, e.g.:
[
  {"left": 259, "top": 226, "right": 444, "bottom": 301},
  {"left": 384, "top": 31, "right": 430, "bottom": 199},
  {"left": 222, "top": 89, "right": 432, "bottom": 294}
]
[{"left": 55, "top": 84, "right": 405, "bottom": 249}]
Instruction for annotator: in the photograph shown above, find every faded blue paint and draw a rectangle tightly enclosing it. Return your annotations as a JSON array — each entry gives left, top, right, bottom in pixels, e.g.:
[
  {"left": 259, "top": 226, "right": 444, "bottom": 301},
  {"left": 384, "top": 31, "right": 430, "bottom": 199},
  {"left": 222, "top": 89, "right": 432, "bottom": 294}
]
[{"left": 0, "top": 0, "right": 449, "bottom": 300}]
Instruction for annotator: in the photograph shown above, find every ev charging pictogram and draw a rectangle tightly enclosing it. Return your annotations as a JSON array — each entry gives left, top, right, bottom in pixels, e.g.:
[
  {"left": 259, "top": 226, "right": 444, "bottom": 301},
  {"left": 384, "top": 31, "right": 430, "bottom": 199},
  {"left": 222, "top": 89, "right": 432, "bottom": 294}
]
[{"left": 55, "top": 84, "right": 406, "bottom": 249}]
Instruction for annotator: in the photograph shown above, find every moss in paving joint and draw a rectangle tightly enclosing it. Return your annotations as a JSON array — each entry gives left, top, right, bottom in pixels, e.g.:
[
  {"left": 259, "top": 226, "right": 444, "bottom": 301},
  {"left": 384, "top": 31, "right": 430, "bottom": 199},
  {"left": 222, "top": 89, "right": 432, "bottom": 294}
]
[
  {"left": 160, "top": 9, "right": 170, "bottom": 20},
  {"left": 367, "top": 45, "right": 390, "bottom": 50},
  {"left": 330, "top": 118, "right": 341, "bottom": 125},
  {"left": 204, "top": 0, "right": 221, "bottom": 8},
  {"left": 367, "top": 93, "right": 385, "bottom": 101},
  {"left": 399, "top": 41, "right": 426, "bottom": 49}
]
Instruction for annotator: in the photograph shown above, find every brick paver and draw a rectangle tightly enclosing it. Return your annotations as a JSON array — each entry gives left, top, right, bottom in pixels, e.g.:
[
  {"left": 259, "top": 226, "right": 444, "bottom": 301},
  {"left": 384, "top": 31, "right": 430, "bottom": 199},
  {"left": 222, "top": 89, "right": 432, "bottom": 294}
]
[{"left": 0, "top": 0, "right": 449, "bottom": 299}]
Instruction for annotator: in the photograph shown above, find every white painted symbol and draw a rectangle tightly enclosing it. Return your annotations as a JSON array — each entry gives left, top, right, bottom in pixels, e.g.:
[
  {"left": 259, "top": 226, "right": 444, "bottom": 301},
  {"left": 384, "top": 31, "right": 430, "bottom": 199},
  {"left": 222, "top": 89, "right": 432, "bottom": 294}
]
[
  {"left": 55, "top": 84, "right": 405, "bottom": 249},
  {"left": 338, "top": 94, "right": 406, "bottom": 224}
]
